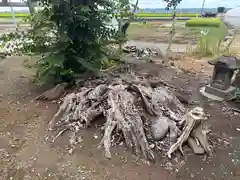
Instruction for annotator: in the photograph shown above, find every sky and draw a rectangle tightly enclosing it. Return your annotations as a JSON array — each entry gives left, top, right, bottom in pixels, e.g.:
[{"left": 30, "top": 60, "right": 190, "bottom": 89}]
[{"left": 0, "top": 0, "right": 239, "bottom": 12}]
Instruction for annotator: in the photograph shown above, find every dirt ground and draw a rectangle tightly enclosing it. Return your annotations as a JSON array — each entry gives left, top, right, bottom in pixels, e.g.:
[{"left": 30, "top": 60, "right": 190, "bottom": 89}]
[{"left": 0, "top": 55, "right": 240, "bottom": 180}]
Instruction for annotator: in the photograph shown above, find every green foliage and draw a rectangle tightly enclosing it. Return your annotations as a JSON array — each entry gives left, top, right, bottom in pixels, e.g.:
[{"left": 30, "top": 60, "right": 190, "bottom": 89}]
[
  {"left": 110, "top": 0, "right": 139, "bottom": 55},
  {"left": 190, "top": 23, "right": 228, "bottom": 56},
  {"left": 217, "top": 7, "right": 225, "bottom": 13},
  {"left": 2, "top": 0, "right": 118, "bottom": 85},
  {"left": 185, "top": 18, "right": 236, "bottom": 57},
  {"left": 101, "top": 58, "right": 117, "bottom": 70},
  {"left": 163, "top": 0, "right": 183, "bottom": 9},
  {"left": 185, "top": 18, "right": 222, "bottom": 28},
  {"left": 113, "top": 0, "right": 138, "bottom": 19}
]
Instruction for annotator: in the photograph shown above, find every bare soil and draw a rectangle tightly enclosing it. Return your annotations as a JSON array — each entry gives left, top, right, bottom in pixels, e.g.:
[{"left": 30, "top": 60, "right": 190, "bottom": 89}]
[{"left": 0, "top": 55, "right": 240, "bottom": 180}]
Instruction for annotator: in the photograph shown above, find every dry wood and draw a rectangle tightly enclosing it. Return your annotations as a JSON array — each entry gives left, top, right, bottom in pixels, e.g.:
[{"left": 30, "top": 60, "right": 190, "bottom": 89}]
[
  {"left": 35, "top": 83, "right": 68, "bottom": 101},
  {"left": 49, "top": 78, "right": 211, "bottom": 160},
  {"left": 232, "top": 108, "right": 240, "bottom": 113},
  {"left": 167, "top": 107, "right": 209, "bottom": 158},
  {"left": 187, "top": 137, "right": 205, "bottom": 155},
  {"left": 191, "top": 122, "right": 212, "bottom": 156}
]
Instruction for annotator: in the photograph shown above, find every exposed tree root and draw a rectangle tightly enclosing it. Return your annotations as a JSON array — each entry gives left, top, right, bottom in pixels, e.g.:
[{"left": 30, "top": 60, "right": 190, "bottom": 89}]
[
  {"left": 48, "top": 79, "right": 211, "bottom": 161},
  {"left": 190, "top": 121, "right": 212, "bottom": 156},
  {"left": 35, "top": 83, "right": 68, "bottom": 101},
  {"left": 167, "top": 107, "right": 211, "bottom": 158},
  {"left": 187, "top": 137, "right": 205, "bottom": 155}
]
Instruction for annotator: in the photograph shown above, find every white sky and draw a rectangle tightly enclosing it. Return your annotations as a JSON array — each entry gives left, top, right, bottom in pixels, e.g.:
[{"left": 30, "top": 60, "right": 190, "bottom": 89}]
[{"left": 0, "top": 0, "right": 239, "bottom": 12}]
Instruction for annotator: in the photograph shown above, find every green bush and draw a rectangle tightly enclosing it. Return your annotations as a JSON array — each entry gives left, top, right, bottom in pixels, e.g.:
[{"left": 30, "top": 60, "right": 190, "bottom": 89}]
[
  {"left": 185, "top": 18, "right": 222, "bottom": 28},
  {"left": 2, "top": 1, "right": 117, "bottom": 86},
  {"left": 189, "top": 23, "right": 228, "bottom": 56}
]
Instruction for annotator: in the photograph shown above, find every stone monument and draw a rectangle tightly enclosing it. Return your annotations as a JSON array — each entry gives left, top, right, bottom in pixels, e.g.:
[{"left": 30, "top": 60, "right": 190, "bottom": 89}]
[{"left": 200, "top": 56, "right": 240, "bottom": 101}]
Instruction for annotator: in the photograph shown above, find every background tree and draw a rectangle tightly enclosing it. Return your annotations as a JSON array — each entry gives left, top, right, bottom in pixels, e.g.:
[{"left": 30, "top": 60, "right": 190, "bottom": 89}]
[
  {"left": 217, "top": 7, "right": 225, "bottom": 13},
  {"left": 112, "top": 0, "right": 139, "bottom": 56},
  {"left": 163, "top": 0, "right": 183, "bottom": 57}
]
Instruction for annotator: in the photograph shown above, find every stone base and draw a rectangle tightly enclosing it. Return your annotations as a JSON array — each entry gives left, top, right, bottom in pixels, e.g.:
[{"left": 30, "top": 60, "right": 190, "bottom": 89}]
[{"left": 200, "top": 84, "right": 236, "bottom": 101}]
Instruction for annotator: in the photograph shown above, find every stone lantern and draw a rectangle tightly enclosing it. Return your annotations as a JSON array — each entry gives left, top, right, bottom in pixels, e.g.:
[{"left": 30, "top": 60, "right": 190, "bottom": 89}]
[{"left": 200, "top": 56, "right": 240, "bottom": 101}]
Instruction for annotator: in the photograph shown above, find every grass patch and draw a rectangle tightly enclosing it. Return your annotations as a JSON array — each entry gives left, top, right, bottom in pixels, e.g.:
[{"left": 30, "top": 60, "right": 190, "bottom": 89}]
[
  {"left": 0, "top": 12, "right": 29, "bottom": 19},
  {"left": 185, "top": 18, "right": 222, "bottom": 28},
  {"left": 186, "top": 23, "right": 228, "bottom": 57},
  {"left": 136, "top": 13, "right": 199, "bottom": 17},
  {"left": 127, "top": 21, "right": 199, "bottom": 44}
]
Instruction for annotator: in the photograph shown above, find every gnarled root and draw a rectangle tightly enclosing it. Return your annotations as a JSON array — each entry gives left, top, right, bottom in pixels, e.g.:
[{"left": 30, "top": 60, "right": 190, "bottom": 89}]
[
  {"left": 35, "top": 83, "right": 68, "bottom": 101},
  {"left": 191, "top": 122, "right": 212, "bottom": 156},
  {"left": 168, "top": 121, "right": 181, "bottom": 143},
  {"left": 187, "top": 137, "right": 205, "bottom": 155},
  {"left": 167, "top": 107, "right": 209, "bottom": 158},
  {"left": 49, "top": 79, "right": 211, "bottom": 160},
  {"left": 99, "top": 85, "right": 155, "bottom": 161},
  {"left": 49, "top": 84, "right": 156, "bottom": 161}
]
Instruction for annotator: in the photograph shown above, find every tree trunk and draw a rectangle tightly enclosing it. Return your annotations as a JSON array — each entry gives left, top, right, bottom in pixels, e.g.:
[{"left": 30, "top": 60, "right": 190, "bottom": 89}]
[
  {"left": 26, "top": 0, "right": 35, "bottom": 15},
  {"left": 166, "top": 6, "right": 177, "bottom": 57},
  {"left": 118, "top": 17, "right": 123, "bottom": 56}
]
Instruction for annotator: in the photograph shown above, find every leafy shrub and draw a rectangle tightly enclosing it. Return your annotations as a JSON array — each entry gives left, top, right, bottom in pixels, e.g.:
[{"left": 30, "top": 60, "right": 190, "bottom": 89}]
[
  {"left": 186, "top": 22, "right": 228, "bottom": 56},
  {"left": 2, "top": 0, "right": 118, "bottom": 85}
]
